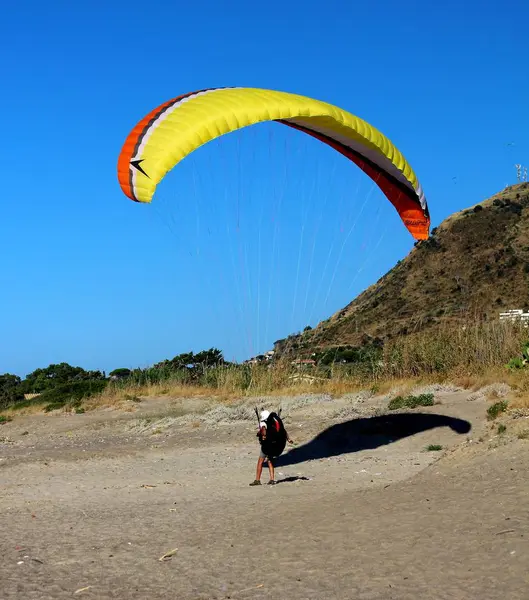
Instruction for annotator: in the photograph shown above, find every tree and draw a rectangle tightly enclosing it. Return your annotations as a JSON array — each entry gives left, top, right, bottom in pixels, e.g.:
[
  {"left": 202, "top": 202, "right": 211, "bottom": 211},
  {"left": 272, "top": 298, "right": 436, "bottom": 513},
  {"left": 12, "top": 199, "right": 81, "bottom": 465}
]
[
  {"left": 193, "top": 348, "right": 224, "bottom": 367},
  {"left": 109, "top": 368, "right": 132, "bottom": 379},
  {"left": 22, "top": 363, "right": 105, "bottom": 393},
  {"left": 155, "top": 348, "right": 225, "bottom": 372},
  {"left": 0, "top": 373, "right": 24, "bottom": 409},
  {"left": 170, "top": 352, "right": 195, "bottom": 369}
]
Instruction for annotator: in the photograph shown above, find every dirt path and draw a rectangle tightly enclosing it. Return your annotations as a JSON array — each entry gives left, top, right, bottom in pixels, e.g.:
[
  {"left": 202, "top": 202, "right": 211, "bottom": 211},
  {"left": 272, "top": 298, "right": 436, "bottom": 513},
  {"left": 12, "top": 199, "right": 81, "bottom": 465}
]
[{"left": 1, "top": 389, "right": 527, "bottom": 599}]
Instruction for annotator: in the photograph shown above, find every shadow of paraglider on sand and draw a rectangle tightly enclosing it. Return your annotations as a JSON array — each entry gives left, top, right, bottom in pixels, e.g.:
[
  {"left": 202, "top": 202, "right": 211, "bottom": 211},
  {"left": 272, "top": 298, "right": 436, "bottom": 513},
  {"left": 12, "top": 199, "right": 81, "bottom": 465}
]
[{"left": 275, "top": 412, "right": 471, "bottom": 468}]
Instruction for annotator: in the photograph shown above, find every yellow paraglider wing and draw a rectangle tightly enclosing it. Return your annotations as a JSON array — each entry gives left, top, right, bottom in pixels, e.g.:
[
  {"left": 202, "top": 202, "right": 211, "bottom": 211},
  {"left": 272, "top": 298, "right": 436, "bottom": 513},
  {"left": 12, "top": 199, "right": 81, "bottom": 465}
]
[{"left": 117, "top": 87, "right": 429, "bottom": 240}]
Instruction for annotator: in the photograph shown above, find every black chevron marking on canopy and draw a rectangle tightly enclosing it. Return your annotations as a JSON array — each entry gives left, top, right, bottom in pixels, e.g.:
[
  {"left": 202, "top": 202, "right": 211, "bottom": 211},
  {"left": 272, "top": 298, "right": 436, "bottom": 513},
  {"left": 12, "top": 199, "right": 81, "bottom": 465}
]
[{"left": 130, "top": 159, "right": 150, "bottom": 179}]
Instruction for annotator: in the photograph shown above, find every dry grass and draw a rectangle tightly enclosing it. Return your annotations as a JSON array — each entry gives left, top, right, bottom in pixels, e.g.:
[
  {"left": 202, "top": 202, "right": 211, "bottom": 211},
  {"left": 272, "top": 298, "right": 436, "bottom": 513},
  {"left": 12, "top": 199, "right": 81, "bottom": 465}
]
[
  {"left": 80, "top": 321, "right": 529, "bottom": 412},
  {"left": 509, "top": 389, "right": 529, "bottom": 410},
  {"left": 83, "top": 371, "right": 529, "bottom": 414},
  {"left": 0, "top": 402, "right": 49, "bottom": 418},
  {"left": 381, "top": 321, "right": 527, "bottom": 378},
  {"left": 84, "top": 382, "right": 225, "bottom": 411},
  {"left": 452, "top": 370, "right": 529, "bottom": 393},
  {"left": 3, "top": 320, "right": 528, "bottom": 417}
]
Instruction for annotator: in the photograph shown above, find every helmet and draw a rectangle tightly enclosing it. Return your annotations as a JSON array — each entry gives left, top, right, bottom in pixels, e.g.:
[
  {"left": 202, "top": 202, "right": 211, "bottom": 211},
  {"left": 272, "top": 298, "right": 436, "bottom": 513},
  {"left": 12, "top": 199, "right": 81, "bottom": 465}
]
[{"left": 260, "top": 410, "right": 270, "bottom": 422}]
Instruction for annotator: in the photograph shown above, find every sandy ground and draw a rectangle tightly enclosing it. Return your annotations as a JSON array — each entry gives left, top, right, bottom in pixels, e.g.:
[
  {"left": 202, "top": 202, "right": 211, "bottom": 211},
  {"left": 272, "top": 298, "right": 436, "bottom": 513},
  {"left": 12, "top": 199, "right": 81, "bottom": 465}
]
[{"left": 1, "top": 387, "right": 528, "bottom": 599}]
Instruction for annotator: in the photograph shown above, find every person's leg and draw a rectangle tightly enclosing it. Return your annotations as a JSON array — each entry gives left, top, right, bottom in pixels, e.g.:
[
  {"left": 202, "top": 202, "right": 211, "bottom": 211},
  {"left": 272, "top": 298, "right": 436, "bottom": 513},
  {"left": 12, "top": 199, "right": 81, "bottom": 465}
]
[
  {"left": 250, "top": 453, "right": 266, "bottom": 485},
  {"left": 256, "top": 456, "right": 265, "bottom": 480},
  {"left": 267, "top": 458, "right": 275, "bottom": 483}
]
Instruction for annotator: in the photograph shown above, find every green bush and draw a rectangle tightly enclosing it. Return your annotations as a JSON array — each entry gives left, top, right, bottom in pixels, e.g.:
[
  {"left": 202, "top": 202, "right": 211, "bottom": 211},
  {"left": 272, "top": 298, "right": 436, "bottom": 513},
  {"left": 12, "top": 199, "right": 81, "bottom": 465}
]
[
  {"left": 507, "top": 357, "right": 525, "bottom": 370},
  {"left": 388, "top": 393, "right": 434, "bottom": 410},
  {"left": 36, "top": 380, "right": 108, "bottom": 412},
  {"left": 487, "top": 401, "right": 508, "bottom": 420},
  {"left": 506, "top": 342, "right": 529, "bottom": 370},
  {"left": 0, "top": 374, "right": 24, "bottom": 410},
  {"left": 21, "top": 363, "right": 105, "bottom": 394}
]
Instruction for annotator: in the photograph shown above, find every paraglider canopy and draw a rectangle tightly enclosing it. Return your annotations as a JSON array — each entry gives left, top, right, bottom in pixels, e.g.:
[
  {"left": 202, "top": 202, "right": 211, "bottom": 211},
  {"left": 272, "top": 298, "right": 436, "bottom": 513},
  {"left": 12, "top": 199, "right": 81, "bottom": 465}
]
[{"left": 117, "top": 87, "right": 430, "bottom": 240}]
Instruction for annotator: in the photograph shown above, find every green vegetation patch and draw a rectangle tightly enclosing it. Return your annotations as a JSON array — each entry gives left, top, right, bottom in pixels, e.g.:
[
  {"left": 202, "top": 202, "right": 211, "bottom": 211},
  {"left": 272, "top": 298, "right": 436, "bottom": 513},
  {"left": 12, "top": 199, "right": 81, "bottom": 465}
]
[
  {"left": 388, "top": 393, "right": 434, "bottom": 411},
  {"left": 487, "top": 400, "right": 508, "bottom": 420},
  {"left": 426, "top": 444, "right": 443, "bottom": 451},
  {"left": 38, "top": 380, "right": 108, "bottom": 412}
]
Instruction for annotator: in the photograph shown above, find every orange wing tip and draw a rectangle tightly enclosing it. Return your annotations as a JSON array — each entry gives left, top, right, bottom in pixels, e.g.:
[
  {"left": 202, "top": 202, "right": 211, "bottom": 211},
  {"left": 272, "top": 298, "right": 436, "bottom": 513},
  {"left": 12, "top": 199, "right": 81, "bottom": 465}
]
[{"left": 404, "top": 217, "right": 430, "bottom": 241}]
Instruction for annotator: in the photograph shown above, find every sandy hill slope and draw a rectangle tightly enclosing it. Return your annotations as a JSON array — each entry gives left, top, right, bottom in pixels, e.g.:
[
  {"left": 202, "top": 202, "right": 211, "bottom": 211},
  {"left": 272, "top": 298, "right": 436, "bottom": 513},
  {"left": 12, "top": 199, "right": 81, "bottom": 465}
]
[{"left": 275, "top": 182, "right": 529, "bottom": 355}]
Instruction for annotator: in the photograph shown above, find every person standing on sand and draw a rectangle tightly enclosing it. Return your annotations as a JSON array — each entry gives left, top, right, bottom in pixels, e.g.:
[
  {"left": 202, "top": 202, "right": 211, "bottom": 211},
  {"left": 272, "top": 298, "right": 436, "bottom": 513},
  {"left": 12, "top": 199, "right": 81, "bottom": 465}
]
[{"left": 250, "top": 409, "right": 294, "bottom": 486}]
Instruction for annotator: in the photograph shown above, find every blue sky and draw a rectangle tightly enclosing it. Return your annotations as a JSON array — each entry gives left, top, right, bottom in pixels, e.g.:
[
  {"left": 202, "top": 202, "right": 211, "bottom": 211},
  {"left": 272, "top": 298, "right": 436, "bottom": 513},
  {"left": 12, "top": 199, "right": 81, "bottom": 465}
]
[{"left": 1, "top": 0, "right": 528, "bottom": 377}]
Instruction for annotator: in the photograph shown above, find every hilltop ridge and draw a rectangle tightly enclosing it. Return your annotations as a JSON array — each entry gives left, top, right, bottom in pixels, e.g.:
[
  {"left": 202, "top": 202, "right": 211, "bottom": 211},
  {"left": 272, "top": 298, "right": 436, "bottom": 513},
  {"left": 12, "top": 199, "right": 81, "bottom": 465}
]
[{"left": 274, "top": 182, "right": 529, "bottom": 357}]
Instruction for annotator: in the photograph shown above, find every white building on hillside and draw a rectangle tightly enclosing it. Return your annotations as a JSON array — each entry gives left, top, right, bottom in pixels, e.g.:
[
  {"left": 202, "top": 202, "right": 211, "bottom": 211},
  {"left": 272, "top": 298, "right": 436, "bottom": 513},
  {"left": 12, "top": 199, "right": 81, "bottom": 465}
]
[{"left": 499, "top": 309, "right": 529, "bottom": 327}]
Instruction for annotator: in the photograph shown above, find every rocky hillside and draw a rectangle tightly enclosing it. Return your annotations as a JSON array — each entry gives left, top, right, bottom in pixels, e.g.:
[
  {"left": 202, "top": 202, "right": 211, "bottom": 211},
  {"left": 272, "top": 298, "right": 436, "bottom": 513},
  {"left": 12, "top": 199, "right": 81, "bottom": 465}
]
[{"left": 275, "top": 182, "right": 529, "bottom": 357}]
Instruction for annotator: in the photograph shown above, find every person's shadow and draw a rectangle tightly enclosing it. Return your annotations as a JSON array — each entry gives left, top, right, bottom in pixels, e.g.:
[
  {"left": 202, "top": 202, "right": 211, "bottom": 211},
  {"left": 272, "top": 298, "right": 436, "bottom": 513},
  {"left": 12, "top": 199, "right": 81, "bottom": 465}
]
[{"left": 275, "top": 412, "right": 471, "bottom": 468}]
